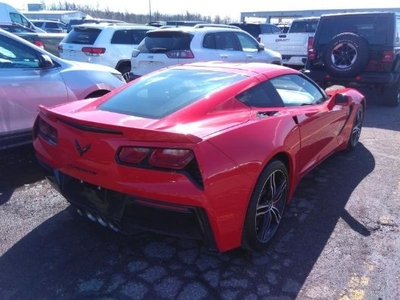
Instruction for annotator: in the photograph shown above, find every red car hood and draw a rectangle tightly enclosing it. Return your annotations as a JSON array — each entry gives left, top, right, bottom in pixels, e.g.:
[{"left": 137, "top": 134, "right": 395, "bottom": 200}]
[{"left": 39, "top": 98, "right": 253, "bottom": 143}]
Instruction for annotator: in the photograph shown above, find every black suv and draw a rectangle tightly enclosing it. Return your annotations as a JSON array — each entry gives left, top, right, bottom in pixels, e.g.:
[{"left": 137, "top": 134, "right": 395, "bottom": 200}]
[{"left": 304, "top": 11, "right": 400, "bottom": 106}]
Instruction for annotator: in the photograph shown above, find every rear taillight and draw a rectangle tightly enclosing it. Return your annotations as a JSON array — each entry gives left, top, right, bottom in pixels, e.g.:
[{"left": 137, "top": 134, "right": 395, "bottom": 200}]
[
  {"left": 166, "top": 50, "right": 194, "bottom": 59},
  {"left": 382, "top": 51, "right": 395, "bottom": 63},
  {"left": 308, "top": 48, "right": 316, "bottom": 61},
  {"left": 58, "top": 44, "right": 63, "bottom": 53},
  {"left": 257, "top": 37, "right": 261, "bottom": 43},
  {"left": 34, "top": 40, "right": 45, "bottom": 49},
  {"left": 81, "top": 47, "right": 106, "bottom": 56},
  {"left": 118, "top": 147, "right": 194, "bottom": 169},
  {"left": 37, "top": 117, "right": 58, "bottom": 145},
  {"left": 307, "top": 36, "right": 314, "bottom": 51}
]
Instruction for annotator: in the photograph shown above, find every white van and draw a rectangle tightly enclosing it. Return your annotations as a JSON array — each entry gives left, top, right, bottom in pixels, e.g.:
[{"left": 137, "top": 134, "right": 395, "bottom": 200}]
[{"left": 0, "top": 2, "right": 36, "bottom": 31}]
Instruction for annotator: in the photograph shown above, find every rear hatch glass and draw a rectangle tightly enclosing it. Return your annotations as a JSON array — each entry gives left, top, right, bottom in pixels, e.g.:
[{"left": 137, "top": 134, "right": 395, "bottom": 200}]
[
  {"left": 136, "top": 31, "right": 193, "bottom": 54},
  {"left": 318, "top": 15, "right": 391, "bottom": 45},
  {"left": 63, "top": 27, "right": 102, "bottom": 45}
]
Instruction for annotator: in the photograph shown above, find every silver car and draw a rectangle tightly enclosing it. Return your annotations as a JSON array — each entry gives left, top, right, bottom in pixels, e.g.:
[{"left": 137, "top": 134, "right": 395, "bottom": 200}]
[{"left": 0, "top": 29, "right": 126, "bottom": 150}]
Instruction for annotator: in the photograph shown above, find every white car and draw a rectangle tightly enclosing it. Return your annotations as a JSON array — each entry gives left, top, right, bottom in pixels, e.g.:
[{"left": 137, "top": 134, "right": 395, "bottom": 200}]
[
  {"left": 59, "top": 23, "right": 156, "bottom": 81},
  {"left": 0, "top": 29, "right": 126, "bottom": 150},
  {"left": 129, "top": 24, "right": 282, "bottom": 81}
]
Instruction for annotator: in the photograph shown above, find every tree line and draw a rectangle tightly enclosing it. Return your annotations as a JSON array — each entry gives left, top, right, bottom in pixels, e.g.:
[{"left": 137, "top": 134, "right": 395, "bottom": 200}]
[{"left": 43, "top": 1, "right": 236, "bottom": 24}]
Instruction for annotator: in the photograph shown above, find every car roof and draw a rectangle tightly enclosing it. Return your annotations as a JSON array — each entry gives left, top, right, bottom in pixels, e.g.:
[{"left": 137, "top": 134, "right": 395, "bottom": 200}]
[
  {"left": 170, "top": 61, "right": 297, "bottom": 76},
  {"left": 71, "top": 23, "right": 156, "bottom": 30},
  {"left": 148, "top": 24, "right": 243, "bottom": 34}
]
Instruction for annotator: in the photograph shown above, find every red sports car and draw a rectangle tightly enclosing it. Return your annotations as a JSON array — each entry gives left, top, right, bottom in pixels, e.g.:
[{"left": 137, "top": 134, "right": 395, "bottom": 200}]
[{"left": 33, "top": 62, "right": 365, "bottom": 252}]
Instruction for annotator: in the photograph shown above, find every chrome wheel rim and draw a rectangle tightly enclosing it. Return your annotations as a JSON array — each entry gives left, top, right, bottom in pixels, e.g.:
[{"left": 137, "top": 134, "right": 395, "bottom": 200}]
[
  {"left": 351, "top": 106, "right": 363, "bottom": 147},
  {"left": 255, "top": 169, "right": 287, "bottom": 243},
  {"left": 331, "top": 42, "right": 357, "bottom": 69}
]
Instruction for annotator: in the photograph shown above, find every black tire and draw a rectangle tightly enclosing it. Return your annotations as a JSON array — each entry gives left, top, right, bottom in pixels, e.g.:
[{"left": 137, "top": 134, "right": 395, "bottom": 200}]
[
  {"left": 242, "top": 159, "right": 289, "bottom": 252},
  {"left": 324, "top": 33, "right": 369, "bottom": 77},
  {"left": 382, "top": 81, "right": 399, "bottom": 107},
  {"left": 117, "top": 64, "right": 131, "bottom": 83},
  {"left": 346, "top": 103, "right": 364, "bottom": 151}
]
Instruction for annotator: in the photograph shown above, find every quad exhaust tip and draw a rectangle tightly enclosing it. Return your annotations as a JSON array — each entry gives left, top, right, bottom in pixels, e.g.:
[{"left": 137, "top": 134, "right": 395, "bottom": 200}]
[{"left": 76, "top": 208, "right": 120, "bottom": 232}]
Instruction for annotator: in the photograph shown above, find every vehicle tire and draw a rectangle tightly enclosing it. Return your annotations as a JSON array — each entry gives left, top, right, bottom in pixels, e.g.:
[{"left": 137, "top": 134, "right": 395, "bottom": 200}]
[
  {"left": 241, "top": 159, "right": 289, "bottom": 252},
  {"left": 323, "top": 33, "right": 369, "bottom": 77},
  {"left": 346, "top": 103, "right": 364, "bottom": 151},
  {"left": 381, "top": 81, "right": 399, "bottom": 107},
  {"left": 118, "top": 64, "right": 131, "bottom": 83}
]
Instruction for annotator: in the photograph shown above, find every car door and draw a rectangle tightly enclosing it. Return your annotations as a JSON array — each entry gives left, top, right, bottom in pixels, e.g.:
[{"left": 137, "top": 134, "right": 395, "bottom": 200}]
[
  {"left": 270, "top": 74, "right": 350, "bottom": 176},
  {"left": 0, "top": 34, "right": 67, "bottom": 136},
  {"left": 215, "top": 31, "right": 246, "bottom": 62},
  {"left": 234, "top": 31, "right": 265, "bottom": 62}
]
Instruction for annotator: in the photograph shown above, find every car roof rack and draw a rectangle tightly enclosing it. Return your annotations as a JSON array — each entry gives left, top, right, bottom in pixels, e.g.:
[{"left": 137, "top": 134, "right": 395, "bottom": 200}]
[{"left": 194, "top": 23, "right": 240, "bottom": 29}]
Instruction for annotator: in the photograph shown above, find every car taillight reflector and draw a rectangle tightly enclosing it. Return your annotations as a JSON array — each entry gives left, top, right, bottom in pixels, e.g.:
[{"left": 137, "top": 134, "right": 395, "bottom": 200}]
[
  {"left": 166, "top": 50, "right": 194, "bottom": 59},
  {"left": 118, "top": 147, "right": 194, "bottom": 169},
  {"left": 149, "top": 149, "right": 194, "bottom": 169},
  {"left": 82, "top": 47, "right": 106, "bottom": 56},
  {"left": 34, "top": 40, "right": 45, "bottom": 49},
  {"left": 382, "top": 51, "right": 395, "bottom": 63},
  {"left": 118, "top": 147, "right": 150, "bottom": 164},
  {"left": 38, "top": 117, "right": 58, "bottom": 145}
]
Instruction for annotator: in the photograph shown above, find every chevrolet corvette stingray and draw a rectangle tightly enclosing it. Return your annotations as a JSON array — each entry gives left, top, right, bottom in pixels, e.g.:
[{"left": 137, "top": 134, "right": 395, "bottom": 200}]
[{"left": 33, "top": 62, "right": 365, "bottom": 252}]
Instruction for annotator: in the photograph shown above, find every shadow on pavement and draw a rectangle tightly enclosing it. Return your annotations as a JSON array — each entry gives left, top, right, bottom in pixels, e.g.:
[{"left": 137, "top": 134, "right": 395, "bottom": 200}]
[
  {"left": 0, "top": 144, "right": 45, "bottom": 205},
  {"left": 0, "top": 143, "right": 375, "bottom": 299}
]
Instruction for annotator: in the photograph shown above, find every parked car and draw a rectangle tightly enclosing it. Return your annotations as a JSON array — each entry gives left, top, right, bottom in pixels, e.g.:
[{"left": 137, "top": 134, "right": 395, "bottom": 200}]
[
  {"left": 129, "top": 24, "right": 282, "bottom": 80},
  {"left": 0, "top": 22, "right": 46, "bottom": 50},
  {"left": 304, "top": 11, "right": 400, "bottom": 107},
  {"left": 31, "top": 19, "right": 67, "bottom": 33},
  {"left": 228, "top": 22, "right": 282, "bottom": 41},
  {"left": 0, "top": 29, "right": 126, "bottom": 150},
  {"left": 59, "top": 23, "right": 156, "bottom": 82},
  {"left": 33, "top": 61, "right": 365, "bottom": 252}
]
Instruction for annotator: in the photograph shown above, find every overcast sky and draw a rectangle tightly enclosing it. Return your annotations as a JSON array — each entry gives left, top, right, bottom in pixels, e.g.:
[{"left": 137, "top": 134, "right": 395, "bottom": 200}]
[{"left": 9, "top": 0, "right": 400, "bottom": 20}]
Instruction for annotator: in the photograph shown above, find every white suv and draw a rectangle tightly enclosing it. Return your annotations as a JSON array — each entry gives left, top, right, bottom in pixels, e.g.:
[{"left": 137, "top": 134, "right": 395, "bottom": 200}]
[
  {"left": 129, "top": 24, "right": 282, "bottom": 81},
  {"left": 59, "top": 23, "right": 156, "bottom": 81}
]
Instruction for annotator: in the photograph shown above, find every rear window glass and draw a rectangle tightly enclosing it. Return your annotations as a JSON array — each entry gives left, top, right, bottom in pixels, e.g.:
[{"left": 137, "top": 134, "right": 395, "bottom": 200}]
[
  {"left": 136, "top": 31, "right": 193, "bottom": 53},
  {"left": 111, "top": 29, "right": 149, "bottom": 45},
  {"left": 64, "top": 28, "right": 102, "bottom": 44},
  {"left": 318, "top": 15, "right": 391, "bottom": 45},
  {"left": 99, "top": 69, "right": 244, "bottom": 119},
  {"left": 289, "top": 20, "right": 319, "bottom": 33}
]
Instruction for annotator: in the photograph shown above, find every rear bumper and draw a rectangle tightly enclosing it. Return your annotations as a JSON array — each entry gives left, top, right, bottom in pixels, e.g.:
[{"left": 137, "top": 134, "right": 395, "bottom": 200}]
[
  {"left": 37, "top": 157, "right": 218, "bottom": 250},
  {"left": 303, "top": 69, "right": 400, "bottom": 87}
]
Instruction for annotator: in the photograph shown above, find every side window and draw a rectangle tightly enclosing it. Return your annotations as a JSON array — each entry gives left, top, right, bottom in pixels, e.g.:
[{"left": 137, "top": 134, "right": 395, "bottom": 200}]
[
  {"left": 236, "top": 32, "right": 258, "bottom": 52},
  {"left": 270, "top": 74, "right": 326, "bottom": 106},
  {"left": 203, "top": 33, "right": 216, "bottom": 49},
  {"left": 131, "top": 30, "right": 148, "bottom": 45},
  {"left": 396, "top": 16, "right": 400, "bottom": 45},
  {"left": 9, "top": 13, "right": 32, "bottom": 28},
  {"left": 111, "top": 30, "right": 130, "bottom": 44},
  {"left": 215, "top": 32, "right": 239, "bottom": 51},
  {"left": 0, "top": 35, "right": 40, "bottom": 68},
  {"left": 236, "top": 81, "right": 284, "bottom": 107}
]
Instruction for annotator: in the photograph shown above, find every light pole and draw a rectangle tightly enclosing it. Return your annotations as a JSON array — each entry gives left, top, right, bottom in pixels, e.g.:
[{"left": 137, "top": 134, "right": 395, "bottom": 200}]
[{"left": 149, "top": 0, "right": 152, "bottom": 22}]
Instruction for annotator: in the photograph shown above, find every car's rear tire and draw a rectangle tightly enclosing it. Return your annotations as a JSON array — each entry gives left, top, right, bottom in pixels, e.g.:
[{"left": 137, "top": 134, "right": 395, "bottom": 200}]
[
  {"left": 382, "top": 81, "right": 399, "bottom": 107},
  {"left": 324, "top": 32, "right": 369, "bottom": 77},
  {"left": 241, "top": 159, "right": 288, "bottom": 252},
  {"left": 118, "top": 64, "right": 131, "bottom": 83},
  {"left": 346, "top": 103, "right": 364, "bottom": 151}
]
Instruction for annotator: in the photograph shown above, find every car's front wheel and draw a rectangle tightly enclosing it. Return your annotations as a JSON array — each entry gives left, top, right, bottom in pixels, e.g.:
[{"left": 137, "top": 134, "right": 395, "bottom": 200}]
[
  {"left": 382, "top": 81, "right": 399, "bottom": 107},
  {"left": 346, "top": 103, "right": 364, "bottom": 151},
  {"left": 242, "top": 159, "right": 288, "bottom": 252}
]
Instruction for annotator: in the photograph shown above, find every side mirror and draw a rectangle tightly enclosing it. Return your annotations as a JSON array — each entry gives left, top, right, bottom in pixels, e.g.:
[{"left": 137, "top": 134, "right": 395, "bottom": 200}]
[
  {"left": 39, "top": 54, "right": 55, "bottom": 68},
  {"left": 334, "top": 93, "right": 350, "bottom": 106},
  {"left": 258, "top": 43, "right": 265, "bottom": 51}
]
